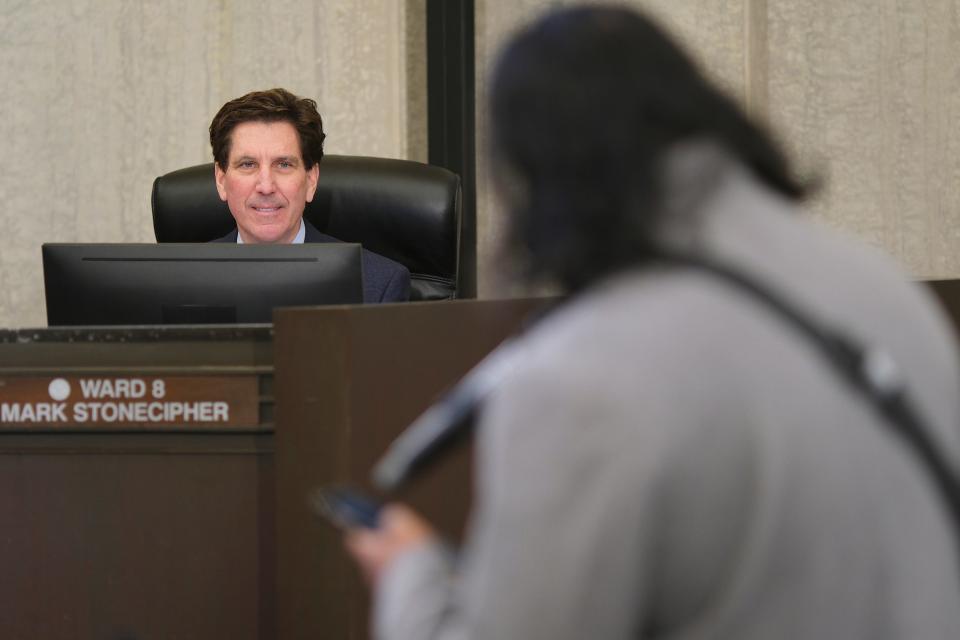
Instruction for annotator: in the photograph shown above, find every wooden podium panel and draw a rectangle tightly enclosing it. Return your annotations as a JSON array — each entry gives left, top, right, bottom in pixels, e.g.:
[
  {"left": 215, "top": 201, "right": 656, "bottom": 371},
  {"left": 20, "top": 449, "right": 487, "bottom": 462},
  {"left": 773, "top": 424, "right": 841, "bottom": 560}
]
[
  {"left": 273, "top": 298, "right": 547, "bottom": 640},
  {"left": 0, "top": 437, "right": 272, "bottom": 638},
  {"left": 0, "top": 327, "right": 274, "bottom": 639},
  {"left": 0, "top": 300, "right": 546, "bottom": 639}
]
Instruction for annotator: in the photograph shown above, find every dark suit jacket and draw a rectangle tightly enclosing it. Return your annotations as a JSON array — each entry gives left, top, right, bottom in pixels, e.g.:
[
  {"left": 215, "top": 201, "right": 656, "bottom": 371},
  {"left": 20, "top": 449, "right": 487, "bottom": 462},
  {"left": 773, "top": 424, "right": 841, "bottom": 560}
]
[{"left": 213, "top": 221, "right": 410, "bottom": 303}]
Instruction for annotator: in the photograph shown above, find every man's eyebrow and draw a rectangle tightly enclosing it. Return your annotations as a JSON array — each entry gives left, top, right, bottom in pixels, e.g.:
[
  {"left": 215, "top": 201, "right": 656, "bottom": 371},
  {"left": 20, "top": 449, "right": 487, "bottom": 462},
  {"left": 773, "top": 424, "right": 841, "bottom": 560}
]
[{"left": 275, "top": 156, "right": 301, "bottom": 165}]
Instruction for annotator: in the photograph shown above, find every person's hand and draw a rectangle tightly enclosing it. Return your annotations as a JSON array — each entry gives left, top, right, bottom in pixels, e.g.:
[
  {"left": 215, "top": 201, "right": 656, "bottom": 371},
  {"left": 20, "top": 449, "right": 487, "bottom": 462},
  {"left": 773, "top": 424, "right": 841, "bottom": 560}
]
[{"left": 344, "top": 503, "right": 437, "bottom": 587}]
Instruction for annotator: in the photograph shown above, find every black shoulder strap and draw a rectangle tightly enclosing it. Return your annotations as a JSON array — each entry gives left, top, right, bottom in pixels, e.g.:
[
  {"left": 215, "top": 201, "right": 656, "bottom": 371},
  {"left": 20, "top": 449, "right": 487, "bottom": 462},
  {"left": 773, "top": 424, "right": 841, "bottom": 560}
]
[{"left": 659, "top": 251, "right": 960, "bottom": 556}]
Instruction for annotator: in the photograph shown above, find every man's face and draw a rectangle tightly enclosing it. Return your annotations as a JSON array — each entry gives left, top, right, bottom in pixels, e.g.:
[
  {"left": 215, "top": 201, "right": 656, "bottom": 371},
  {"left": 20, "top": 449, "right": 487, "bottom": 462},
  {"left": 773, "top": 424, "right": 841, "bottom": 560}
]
[{"left": 215, "top": 120, "right": 320, "bottom": 244}]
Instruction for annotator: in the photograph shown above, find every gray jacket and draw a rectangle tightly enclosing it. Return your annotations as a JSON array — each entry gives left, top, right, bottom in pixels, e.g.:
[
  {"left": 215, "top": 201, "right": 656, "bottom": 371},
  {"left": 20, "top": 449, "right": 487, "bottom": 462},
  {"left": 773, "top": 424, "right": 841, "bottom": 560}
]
[{"left": 374, "top": 149, "right": 960, "bottom": 639}]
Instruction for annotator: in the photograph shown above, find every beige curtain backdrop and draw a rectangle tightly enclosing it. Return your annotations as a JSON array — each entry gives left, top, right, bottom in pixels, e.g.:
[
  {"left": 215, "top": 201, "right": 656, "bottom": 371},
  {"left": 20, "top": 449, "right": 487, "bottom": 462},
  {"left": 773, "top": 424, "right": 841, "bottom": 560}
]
[
  {"left": 0, "top": 0, "right": 426, "bottom": 327},
  {"left": 475, "top": 0, "right": 960, "bottom": 296}
]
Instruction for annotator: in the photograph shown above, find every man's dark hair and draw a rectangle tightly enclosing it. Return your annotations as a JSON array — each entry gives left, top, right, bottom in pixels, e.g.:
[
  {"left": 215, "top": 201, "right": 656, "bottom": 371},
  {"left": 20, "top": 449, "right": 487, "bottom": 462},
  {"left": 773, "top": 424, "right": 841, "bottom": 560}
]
[
  {"left": 490, "top": 5, "right": 807, "bottom": 291},
  {"left": 209, "top": 88, "right": 326, "bottom": 170}
]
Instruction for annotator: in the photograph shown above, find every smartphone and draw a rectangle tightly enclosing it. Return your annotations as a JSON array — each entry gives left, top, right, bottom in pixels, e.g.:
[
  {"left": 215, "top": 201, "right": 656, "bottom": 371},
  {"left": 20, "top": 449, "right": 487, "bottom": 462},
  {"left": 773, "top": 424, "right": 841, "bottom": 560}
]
[{"left": 311, "top": 486, "right": 383, "bottom": 530}]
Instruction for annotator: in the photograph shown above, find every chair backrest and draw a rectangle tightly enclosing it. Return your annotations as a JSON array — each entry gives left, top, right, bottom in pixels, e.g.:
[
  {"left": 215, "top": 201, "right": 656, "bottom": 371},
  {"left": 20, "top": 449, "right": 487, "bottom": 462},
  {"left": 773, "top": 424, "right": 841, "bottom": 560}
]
[{"left": 151, "top": 155, "right": 463, "bottom": 301}]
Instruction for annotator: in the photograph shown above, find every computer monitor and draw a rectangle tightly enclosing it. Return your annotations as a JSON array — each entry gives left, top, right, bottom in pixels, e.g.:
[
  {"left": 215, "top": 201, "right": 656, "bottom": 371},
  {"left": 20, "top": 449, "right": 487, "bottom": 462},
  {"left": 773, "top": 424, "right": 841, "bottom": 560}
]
[{"left": 42, "top": 243, "right": 364, "bottom": 326}]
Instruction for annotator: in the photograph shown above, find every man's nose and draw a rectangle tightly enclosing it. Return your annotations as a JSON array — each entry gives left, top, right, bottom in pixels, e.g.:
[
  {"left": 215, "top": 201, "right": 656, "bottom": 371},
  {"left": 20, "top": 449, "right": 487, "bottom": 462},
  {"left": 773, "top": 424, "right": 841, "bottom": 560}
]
[{"left": 255, "top": 168, "right": 276, "bottom": 193}]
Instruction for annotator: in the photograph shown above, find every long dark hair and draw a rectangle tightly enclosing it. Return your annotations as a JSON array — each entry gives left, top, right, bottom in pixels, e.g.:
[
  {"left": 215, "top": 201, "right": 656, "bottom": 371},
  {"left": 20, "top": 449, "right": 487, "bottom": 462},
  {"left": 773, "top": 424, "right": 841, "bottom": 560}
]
[{"left": 491, "top": 5, "right": 806, "bottom": 291}]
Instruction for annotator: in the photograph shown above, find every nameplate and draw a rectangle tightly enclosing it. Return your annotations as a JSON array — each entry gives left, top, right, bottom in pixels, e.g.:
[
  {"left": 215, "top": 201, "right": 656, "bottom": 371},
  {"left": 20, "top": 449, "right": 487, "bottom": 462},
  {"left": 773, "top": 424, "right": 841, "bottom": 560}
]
[{"left": 0, "top": 375, "right": 261, "bottom": 430}]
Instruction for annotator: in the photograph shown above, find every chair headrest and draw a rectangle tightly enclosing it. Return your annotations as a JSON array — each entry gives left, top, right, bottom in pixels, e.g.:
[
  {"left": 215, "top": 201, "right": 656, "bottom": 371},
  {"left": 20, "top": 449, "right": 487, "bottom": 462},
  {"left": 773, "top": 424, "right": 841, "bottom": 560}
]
[{"left": 151, "top": 155, "right": 462, "bottom": 300}]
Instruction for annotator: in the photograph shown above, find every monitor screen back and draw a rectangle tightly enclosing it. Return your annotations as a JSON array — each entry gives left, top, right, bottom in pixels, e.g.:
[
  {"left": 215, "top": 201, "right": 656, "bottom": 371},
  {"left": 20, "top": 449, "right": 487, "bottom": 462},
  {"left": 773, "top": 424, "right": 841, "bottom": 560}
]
[{"left": 42, "top": 243, "right": 365, "bottom": 326}]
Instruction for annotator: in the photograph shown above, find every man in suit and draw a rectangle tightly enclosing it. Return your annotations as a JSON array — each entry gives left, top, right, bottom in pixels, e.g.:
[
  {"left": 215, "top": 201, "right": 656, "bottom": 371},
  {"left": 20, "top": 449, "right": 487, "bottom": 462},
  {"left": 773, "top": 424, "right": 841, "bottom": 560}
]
[{"left": 209, "top": 88, "right": 410, "bottom": 303}]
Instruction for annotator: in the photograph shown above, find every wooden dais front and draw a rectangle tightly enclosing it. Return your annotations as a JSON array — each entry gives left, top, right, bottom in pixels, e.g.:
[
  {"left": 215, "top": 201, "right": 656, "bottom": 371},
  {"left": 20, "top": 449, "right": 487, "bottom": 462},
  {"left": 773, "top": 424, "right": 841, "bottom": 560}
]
[{"left": 0, "top": 325, "right": 275, "bottom": 639}]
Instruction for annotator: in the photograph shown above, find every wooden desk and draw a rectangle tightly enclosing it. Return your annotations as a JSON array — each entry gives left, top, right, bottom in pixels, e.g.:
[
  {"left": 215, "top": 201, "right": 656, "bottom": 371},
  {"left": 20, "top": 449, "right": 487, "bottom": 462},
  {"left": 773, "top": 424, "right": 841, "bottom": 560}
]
[
  {"left": 0, "top": 326, "right": 274, "bottom": 639},
  {"left": 0, "top": 299, "right": 544, "bottom": 639}
]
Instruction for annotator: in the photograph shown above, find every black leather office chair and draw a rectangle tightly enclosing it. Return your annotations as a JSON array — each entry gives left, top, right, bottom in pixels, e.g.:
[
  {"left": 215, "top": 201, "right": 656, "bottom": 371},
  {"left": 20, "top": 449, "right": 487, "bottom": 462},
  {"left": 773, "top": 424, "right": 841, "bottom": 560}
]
[{"left": 151, "top": 155, "right": 463, "bottom": 301}]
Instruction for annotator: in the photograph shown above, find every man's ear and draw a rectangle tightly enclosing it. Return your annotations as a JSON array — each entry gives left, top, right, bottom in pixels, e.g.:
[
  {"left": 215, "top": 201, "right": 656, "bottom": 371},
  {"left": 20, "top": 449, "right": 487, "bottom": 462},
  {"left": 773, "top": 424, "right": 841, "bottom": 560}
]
[
  {"left": 305, "top": 163, "right": 320, "bottom": 203},
  {"left": 214, "top": 163, "right": 228, "bottom": 202}
]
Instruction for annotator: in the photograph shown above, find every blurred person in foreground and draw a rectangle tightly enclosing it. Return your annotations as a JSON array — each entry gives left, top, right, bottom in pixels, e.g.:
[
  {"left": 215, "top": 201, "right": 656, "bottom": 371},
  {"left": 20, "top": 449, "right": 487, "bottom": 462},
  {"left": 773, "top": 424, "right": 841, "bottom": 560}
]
[{"left": 345, "top": 5, "right": 960, "bottom": 638}]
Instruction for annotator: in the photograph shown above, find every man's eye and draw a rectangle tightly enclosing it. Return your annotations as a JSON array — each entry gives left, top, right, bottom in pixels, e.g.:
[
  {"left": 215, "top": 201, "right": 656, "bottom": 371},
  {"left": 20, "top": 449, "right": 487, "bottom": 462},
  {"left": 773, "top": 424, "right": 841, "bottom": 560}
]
[
  {"left": 278, "top": 161, "right": 292, "bottom": 169},
  {"left": 238, "top": 161, "right": 256, "bottom": 169}
]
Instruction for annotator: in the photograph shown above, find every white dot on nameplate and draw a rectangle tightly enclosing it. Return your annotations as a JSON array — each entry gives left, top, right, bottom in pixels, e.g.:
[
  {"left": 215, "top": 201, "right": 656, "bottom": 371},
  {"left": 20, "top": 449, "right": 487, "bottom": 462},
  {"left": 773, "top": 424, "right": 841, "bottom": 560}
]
[{"left": 48, "top": 378, "right": 71, "bottom": 401}]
